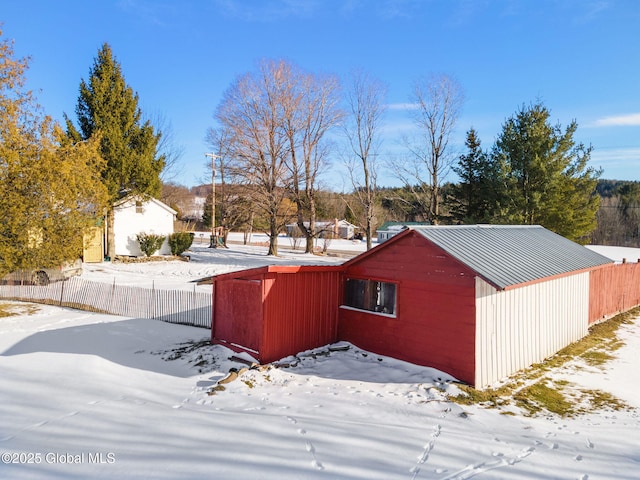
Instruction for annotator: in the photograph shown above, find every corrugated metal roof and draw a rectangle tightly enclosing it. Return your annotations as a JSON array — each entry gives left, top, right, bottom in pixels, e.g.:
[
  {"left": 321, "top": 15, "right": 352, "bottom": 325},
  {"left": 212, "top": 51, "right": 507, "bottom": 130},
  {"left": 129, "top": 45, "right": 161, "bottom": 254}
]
[{"left": 411, "top": 225, "right": 613, "bottom": 290}]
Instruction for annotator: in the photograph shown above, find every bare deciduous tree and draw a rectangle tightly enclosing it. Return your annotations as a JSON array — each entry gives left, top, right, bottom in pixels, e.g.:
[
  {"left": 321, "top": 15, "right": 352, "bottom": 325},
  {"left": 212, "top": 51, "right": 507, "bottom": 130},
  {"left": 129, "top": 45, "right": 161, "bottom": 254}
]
[
  {"left": 214, "top": 59, "right": 341, "bottom": 256},
  {"left": 394, "top": 74, "right": 464, "bottom": 224},
  {"left": 215, "top": 59, "right": 291, "bottom": 255},
  {"left": 342, "top": 70, "right": 387, "bottom": 250},
  {"left": 205, "top": 127, "right": 258, "bottom": 246},
  {"left": 283, "top": 65, "right": 342, "bottom": 253}
]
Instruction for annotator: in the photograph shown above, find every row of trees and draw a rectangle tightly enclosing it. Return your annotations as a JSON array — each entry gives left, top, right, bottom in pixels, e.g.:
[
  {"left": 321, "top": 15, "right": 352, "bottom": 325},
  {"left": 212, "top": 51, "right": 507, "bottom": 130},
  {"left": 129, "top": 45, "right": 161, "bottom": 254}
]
[
  {"left": 177, "top": 175, "right": 635, "bottom": 250},
  {"left": 204, "top": 61, "right": 473, "bottom": 254},
  {"left": 1, "top": 30, "right": 167, "bottom": 274},
  {"left": 203, "top": 58, "right": 602, "bottom": 249}
]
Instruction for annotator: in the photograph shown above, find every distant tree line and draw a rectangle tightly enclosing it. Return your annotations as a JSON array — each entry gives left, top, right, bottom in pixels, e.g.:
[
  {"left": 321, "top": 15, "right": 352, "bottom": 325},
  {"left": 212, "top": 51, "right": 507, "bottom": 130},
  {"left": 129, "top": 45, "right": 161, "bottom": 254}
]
[
  {"left": 591, "top": 180, "right": 640, "bottom": 247},
  {"left": 164, "top": 174, "right": 636, "bottom": 248},
  {"left": 196, "top": 87, "right": 604, "bottom": 247}
]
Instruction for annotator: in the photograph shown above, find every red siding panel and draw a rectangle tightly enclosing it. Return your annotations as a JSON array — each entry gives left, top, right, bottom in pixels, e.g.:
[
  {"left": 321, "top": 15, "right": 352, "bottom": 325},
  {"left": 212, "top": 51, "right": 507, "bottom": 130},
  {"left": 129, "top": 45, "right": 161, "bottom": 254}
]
[
  {"left": 212, "top": 278, "right": 263, "bottom": 355},
  {"left": 339, "top": 231, "right": 478, "bottom": 385},
  {"left": 261, "top": 270, "right": 341, "bottom": 363},
  {"left": 211, "top": 266, "right": 341, "bottom": 364}
]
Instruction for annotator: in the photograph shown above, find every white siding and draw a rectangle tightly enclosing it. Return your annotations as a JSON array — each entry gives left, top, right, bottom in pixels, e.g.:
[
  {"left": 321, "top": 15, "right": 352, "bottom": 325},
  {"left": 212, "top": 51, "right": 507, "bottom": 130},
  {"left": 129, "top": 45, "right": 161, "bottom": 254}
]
[
  {"left": 475, "top": 273, "right": 589, "bottom": 388},
  {"left": 113, "top": 198, "right": 175, "bottom": 256}
]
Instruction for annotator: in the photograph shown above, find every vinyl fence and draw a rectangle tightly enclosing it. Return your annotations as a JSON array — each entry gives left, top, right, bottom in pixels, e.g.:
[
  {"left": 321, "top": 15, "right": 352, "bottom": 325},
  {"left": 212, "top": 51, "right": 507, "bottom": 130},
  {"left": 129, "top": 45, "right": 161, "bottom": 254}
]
[{"left": 0, "top": 277, "right": 212, "bottom": 329}]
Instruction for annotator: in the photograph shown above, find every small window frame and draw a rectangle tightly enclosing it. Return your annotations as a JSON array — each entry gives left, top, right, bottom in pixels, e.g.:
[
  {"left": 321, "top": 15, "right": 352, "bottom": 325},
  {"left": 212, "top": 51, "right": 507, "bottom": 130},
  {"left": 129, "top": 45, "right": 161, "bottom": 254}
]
[{"left": 342, "top": 277, "right": 398, "bottom": 318}]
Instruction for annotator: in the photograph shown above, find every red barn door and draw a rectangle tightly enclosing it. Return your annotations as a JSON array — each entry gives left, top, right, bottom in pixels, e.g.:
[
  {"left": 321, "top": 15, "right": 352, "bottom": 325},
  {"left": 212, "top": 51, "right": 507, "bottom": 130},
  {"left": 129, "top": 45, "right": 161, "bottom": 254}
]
[{"left": 215, "top": 279, "right": 263, "bottom": 356}]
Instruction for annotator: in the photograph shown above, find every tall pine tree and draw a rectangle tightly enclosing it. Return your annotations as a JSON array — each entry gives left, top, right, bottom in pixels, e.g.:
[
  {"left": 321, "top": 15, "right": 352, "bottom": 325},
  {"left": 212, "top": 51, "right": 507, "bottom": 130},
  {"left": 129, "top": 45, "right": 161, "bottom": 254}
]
[
  {"left": 66, "top": 43, "right": 165, "bottom": 257},
  {"left": 451, "top": 128, "right": 498, "bottom": 223},
  {"left": 491, "top": 102, "right": 601, "bottom": 242}
]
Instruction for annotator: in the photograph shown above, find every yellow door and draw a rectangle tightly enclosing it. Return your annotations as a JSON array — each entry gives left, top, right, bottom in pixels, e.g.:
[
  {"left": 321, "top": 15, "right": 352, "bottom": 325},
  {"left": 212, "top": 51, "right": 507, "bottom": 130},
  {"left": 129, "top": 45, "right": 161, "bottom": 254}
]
[{"left": 83, "top": 227, "right": 104, "bottom": 263}]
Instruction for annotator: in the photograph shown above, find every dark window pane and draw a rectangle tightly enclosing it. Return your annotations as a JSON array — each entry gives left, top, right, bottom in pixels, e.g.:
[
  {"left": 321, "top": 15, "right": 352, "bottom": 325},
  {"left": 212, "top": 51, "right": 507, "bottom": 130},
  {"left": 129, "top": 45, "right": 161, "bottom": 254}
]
[
  {"left": 377, "top": 282, "right": 396, "bottom": 314},
  {"left": 344, "top": 278, "right": 396, "bottom": 315}
]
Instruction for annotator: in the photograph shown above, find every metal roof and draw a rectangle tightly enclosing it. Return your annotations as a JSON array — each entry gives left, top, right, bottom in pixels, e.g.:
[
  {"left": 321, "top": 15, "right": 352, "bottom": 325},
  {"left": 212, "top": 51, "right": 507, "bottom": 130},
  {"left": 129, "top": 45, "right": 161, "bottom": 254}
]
[
  {"left": 377, "top": 221, "right": 430, "bottom": 231},
  {"left": 411, "top": 225, "right": 613, "bottom": 290},
  {"left": 196, "top": 264, "right": 343, "bottom": 285}
]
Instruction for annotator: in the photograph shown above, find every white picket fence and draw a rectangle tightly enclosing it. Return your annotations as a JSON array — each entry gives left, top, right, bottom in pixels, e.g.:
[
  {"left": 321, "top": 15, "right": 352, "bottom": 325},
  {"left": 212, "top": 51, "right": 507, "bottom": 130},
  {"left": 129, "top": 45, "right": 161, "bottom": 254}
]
[{"left": 0, "top": 277, "right": 212, "bottom": 329}]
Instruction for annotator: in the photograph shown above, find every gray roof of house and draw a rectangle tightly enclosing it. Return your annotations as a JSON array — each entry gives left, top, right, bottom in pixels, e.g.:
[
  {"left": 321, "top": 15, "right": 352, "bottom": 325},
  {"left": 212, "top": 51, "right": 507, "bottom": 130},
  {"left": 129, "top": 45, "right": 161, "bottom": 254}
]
[{"left": 411, "top": 225, "right": 612, "bottom": 290}]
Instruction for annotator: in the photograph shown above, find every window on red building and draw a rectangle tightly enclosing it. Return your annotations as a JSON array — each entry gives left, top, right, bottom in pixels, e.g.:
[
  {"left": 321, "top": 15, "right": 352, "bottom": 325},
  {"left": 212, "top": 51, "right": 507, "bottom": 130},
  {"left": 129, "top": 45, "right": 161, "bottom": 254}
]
[{"left": 344, "top": 278, "right": 396, "bottom": 315}]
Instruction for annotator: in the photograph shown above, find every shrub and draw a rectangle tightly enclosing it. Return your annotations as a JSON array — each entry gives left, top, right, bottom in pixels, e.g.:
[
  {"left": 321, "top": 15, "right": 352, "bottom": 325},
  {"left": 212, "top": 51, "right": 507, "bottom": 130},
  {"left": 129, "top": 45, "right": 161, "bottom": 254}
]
[
  {"left": 136, "top": 232, "right": 166, "bottom": 257},
  {"left": 168, "top": 232, "right": 195, "bottom": 256}
]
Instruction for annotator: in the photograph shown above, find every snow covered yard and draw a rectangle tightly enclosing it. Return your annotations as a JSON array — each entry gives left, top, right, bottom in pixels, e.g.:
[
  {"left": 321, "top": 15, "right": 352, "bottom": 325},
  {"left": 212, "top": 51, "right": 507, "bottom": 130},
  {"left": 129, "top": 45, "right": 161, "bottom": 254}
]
[
  {"left": 81, "top": 232, "right": 354, "bottom": 291},
  {"left": 1, "top": 240, "right": 640, "bottom": 479}
]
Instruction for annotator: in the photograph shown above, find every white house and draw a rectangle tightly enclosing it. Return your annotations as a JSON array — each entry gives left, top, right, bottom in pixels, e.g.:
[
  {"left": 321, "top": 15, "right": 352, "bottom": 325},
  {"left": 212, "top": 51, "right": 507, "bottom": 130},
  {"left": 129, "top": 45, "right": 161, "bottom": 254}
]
[
  {"left": 285, "top": 219, "right": 357, "bottom": 240},
  {"left": 112, "top": 196, "right": 177, "bottom": 257},
  {"left": 376, "top": 221, "right": 430, "bottom": 243}
]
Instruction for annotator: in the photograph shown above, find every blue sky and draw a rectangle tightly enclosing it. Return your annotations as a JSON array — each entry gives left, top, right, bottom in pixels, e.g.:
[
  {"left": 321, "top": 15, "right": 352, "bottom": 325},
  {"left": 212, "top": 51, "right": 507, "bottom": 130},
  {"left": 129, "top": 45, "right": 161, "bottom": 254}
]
[{"left": 3, "top": 0, "right": 640, "bottom": 189}]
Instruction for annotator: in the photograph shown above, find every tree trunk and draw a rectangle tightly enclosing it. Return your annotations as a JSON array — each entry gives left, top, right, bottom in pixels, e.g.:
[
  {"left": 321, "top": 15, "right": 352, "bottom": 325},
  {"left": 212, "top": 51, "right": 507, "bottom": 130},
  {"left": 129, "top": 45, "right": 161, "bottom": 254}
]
[
  {"left": 305, "top": 193, "right": 316, "bottom": 254},
  {"left": 106, "top": 208, "right": 116, "bottom": 260},
  {"left": 268, "top": 215, "right": 278, "bottom": 256}
]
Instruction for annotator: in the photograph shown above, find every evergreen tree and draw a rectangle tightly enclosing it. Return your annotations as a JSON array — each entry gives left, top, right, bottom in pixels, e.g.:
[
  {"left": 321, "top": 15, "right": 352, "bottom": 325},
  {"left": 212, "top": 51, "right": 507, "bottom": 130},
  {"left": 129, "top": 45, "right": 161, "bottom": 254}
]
[
  {"left": 66, "top": 43, "right": 165, "bottom": 257},
  {"left": 491, "top": 102, "right": 601, "bottom": 242},
  {"left": 0, "top": 30, "right": 108, "bottom": 275},
  {"left": 451, "top": 128, "right": 497, "bottom": 223}
]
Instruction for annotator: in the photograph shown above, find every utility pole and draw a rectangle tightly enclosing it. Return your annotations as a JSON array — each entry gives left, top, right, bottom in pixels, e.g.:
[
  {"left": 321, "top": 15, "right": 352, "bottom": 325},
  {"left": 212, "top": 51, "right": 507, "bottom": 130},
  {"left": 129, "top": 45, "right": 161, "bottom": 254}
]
[{"left": 205, "top": 153, "right": 220, "bottom": 248}]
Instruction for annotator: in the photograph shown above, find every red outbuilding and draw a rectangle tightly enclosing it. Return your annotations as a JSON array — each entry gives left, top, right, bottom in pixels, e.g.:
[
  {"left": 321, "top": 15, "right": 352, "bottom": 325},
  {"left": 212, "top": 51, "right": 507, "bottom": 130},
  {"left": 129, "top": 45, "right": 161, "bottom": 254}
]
[
  {"left": 208, "top": 265, "right": 342, "bottom": 364},
  {"left": 339, "top": 225, "right": 613, "bottom": 387},
  {"left": 204, "top": 225, "right": 633, "bottom": 388}
]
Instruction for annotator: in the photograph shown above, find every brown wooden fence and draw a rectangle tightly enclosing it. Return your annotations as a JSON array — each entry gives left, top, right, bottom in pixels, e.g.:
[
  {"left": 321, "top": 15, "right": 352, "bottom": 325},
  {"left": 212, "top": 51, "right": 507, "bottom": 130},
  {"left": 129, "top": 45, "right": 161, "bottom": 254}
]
[
  {"left": 589, "top": 262, "right": 640, "bottom": 324},
  {"left": 0, "top": 277, "right": 212, "bottom": 328}
]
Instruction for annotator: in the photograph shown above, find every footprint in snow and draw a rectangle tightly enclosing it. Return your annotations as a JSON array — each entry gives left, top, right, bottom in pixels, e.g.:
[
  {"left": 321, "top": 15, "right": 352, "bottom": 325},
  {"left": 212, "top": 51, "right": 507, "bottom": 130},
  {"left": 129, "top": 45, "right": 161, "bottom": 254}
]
[{"left": 520, "top": 446, "right": 535, "bottom": 457}]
